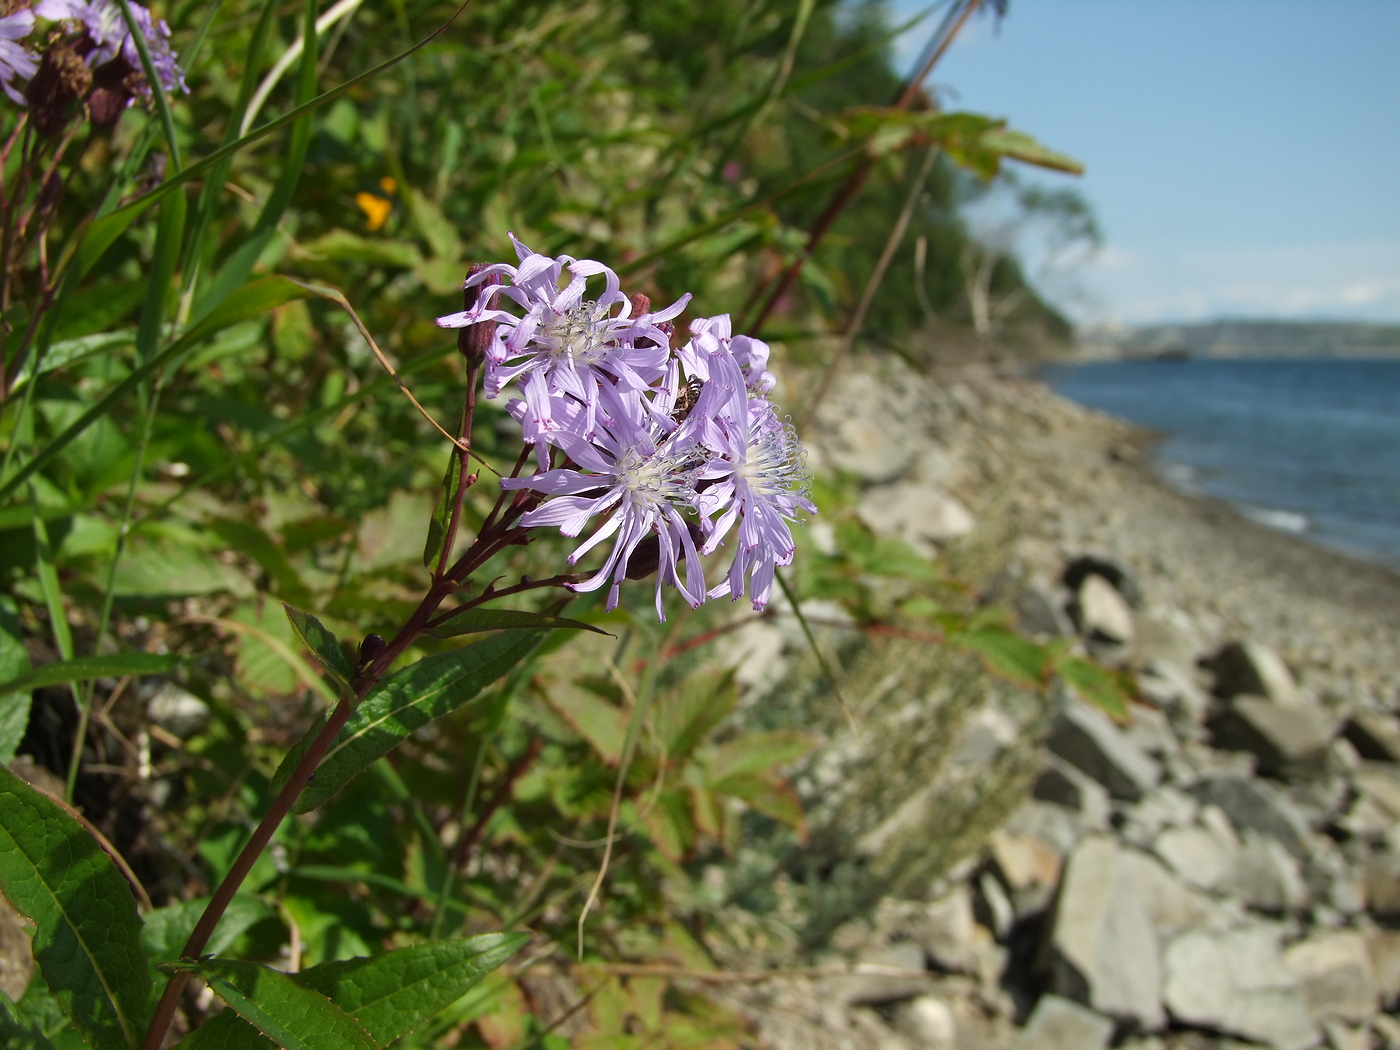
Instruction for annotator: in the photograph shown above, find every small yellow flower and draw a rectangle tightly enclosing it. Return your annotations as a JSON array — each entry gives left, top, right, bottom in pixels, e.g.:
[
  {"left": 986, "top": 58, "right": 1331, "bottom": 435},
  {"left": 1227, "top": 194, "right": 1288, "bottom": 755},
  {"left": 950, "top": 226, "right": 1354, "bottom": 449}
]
[{"left": 355, "top": 177, "right": 398, "bottom": 232}]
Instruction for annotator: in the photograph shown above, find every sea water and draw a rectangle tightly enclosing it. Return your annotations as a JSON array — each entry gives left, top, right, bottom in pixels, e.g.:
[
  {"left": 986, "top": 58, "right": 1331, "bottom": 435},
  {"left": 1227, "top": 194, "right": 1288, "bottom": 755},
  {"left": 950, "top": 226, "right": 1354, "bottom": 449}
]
[{"left": 1040, "top": 358, "right": 1400, "bottom": 568}]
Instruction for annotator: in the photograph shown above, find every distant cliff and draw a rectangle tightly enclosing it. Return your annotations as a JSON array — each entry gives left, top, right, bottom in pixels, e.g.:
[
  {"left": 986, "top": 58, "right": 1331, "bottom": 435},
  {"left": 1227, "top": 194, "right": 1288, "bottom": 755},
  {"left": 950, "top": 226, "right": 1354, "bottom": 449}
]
[{"left": 1078, "top": 319, "right": 1400, "bottom": 360}]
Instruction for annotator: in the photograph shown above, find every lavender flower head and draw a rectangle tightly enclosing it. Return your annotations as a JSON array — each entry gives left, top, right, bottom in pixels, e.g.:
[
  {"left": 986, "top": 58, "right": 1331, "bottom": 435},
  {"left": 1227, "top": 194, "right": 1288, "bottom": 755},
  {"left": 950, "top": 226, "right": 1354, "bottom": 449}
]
[
  {"left": 440, "top": 237, "right": 816, "bottom": 620},
  {"left": 0, "top": 10, "right": 37, "bottom": 105},
  {"left": 4, "top": 0, "right": 187, "bottom": 108}
]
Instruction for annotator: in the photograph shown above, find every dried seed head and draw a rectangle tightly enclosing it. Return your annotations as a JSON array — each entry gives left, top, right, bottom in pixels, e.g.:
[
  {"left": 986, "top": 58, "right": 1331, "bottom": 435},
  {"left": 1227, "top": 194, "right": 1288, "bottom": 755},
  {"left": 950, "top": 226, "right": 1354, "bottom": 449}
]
[
  {"left": 88, "top": 56, "right": 136, "bottom": 132},
  {"left": 26, "top": 45, "right": 92, "bottom": 138}
]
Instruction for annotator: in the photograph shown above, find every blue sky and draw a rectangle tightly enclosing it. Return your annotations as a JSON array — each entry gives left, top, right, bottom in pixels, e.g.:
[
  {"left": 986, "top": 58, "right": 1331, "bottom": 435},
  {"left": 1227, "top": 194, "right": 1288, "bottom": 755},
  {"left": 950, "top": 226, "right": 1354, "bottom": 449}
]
[{"left": 887, "top": 0, "right": 1400, "bottom": 326}]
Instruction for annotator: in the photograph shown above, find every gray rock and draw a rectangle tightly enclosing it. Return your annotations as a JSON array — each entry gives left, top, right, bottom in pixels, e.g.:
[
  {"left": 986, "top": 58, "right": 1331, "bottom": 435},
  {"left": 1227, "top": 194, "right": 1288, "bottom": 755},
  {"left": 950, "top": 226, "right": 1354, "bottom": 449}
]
[
  {"left": 1154, "top": 824, "right": 1239, "bottom": 892},
  {"left": 1207, "top": 641, "right": 1304, "bottom": 708},
  {"left": 856, "top": 481, "right": 975, "bottom": 553},
  {"left": 1355, "top": 763, "right": 1400, "bottom": 820},
  {"left": 976, "top": 871, "right": 1015, "bottom": 941},
  {"left": 1121, "top": 705, "right": 1181, "bottom": 761},
  {"left": 838, "top": 941, "right": 930, "bottom": 1006},
  {"left": 1072, "top": 574, "right": 1135, "bottom": 645},
  {"left": 146, "top": 681, "right": 211, "bottom": 739},
  {"left": 1048, "top": 702, "right": 1162, "bottom": 803},
  {"left": 821, "top": 411, "right": 917, "bottom": 483},
  {"left": 892, "top": 995, "right": 957, "bottom": 1049},
  {"left": 1363, "top": 848, "right": 1400, "bottom": 918},
  {"left": 1209, "top": 696, "right": 1334, "bottom": 779},
  {"left": 910, "top": 885, "right": 984, "bottom": 975},
  {"left": 1374, "top": 1014, "right": 1400, "bottom": 1050},
  {"left": 1343, "top": 711, "right": 1400, "bottom": 764},
  {"left": 1186, "top": 774, "right": 1313, "bottom": 860},
  {"left": 990, "top": 829, "right": 1064, "bottom": 918},
  {"left": 1162, "top": 924, "right": 1318, "bottom": 1050},
  {"left": 1063, "top": 556, "right": 1142, "bottom": 608},
  {"left": 1014, "top": 581, "right": 1075, "bottom": 639},
  {"left": 1368, "top": 929, "right": 1400, "bottom": 1007},
  {"left": 1120, "top": 787, "right": 1200, "bottom": 847},
  {"left": 1014, "top": 994, "right": 1114, "bottom": 1050},
  {"left": 1320, "top": 1020, "right": 1369, "bottom": 1050},
  {"left": 1226, "top": 831, "right": 1309, "bottom": 913},
  {"left": 1032, "top": 757, "right": 1113, "bottom": 828},
  {"left": 1043, "top": 836, "right": 1164, "bottom": 1029},
  {"left": 1284, "top": 930, "right": 1377, "bottom": 1023},
  {"left": 1138, "top": 659, "right": 1213, "bottom": 731},
  {"left": 1131, "top": 606, "right": 1204, "bottom": 672}
]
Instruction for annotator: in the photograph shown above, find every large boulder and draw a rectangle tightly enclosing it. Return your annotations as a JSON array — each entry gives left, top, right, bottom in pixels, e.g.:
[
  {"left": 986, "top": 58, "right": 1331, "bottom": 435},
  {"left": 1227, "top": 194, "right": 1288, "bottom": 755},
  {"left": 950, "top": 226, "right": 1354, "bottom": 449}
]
[
  {"left": 1047, "top": 702, "right": 1162, "bottom": 803},
  {"left": 1153, "top": 823, "right": 1239, "bottom": 893},
  {"left": 1205, "top": 640, "right": 1303, "bottom": 708},
  {"left": 1042, "top": 836, "right": 1215, "bottom": 1031},
  {"left": 1014, "top": 995, "right": 1114, "bottom": 1050},
  {"left": 835, "top": 941, "right": 930, "bottom": 1006},
  {"left": 1162, "top": 924, "right": 1318, "bottom": 1050},
  {"left": 856, "top": 481, "right": 975, "bottom": 553},
  {"left": 1208, "top": 696, "right": 1334, "bottom": 779}
]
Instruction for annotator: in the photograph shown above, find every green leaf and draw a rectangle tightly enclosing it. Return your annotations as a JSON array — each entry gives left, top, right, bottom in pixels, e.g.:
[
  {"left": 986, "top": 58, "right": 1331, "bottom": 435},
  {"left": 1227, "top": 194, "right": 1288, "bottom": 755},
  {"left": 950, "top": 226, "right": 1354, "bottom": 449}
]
[
  {"left": 653, "top": 672, "right": 737, "bottom": 759},
  {"left": 281, "top": 605, "right": 354, "bottom": 692},
  {"left": 0, "top": 595, "right": 31, "bottom": 765},
  {"left": 139, "top": 894, "right": 275, "bottom": 963},
  {"left": 294, "top": 933, "right": 529, "bottom": 1044},
  {"left": 170, "top": 1008, "right": 273, "bottom": 1050},
  {"left": 267, "top": 709, "right": 327, "bottom": 800},
  {"left": 544, "top": 682, "right": 629, "bottom": 765},
  {"left": 288, "top": 631, "right": 544, "bottom": 812},
  {"left": 422, "top": 453, "right": 463, "bottom": 569},
  {"left": 0, "top": 277, "right": 313, "bottom": 503},
  {"left": 976, "top": 127, "right": 1084, "bottom": 175},
  {"left": 207, "top": 519, "right": 315, "bottom": 610},
  {"left": 0, "top": 988, "right": 58, "bottom": 1050},
  {"left": 429, "top": 608, "right": 609, "bottom": 639},
  {"left": 714, "top": 773, "right": 805, "bottom": 832},
  {"left": 163, "top": 960, "right": 375, "bottom": 1050},
  {"left": 0, "top": 652, "right": 180, "bottom": 698},
  {"left": 0, "top": 767, "right": 154, "bottom": 1050},
  {"left": 300, "top": 229, "right": 423, "bottom": 269},
  {"left": 706, "top": 730, "right": 812, "bottom": 783},
  {"left": 1055, "top": 655, "right": 1131, "bottom": 720},
  {"left": 961, "top": 629, "right": 1050, "bottom": 688}
]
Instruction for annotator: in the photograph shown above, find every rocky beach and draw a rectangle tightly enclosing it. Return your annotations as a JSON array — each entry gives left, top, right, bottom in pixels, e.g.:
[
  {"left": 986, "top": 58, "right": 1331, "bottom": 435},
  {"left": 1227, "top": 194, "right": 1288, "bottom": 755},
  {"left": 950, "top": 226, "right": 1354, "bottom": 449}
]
[{"left": 715, "top": 353, "right": 1400, "bottom": 1050}]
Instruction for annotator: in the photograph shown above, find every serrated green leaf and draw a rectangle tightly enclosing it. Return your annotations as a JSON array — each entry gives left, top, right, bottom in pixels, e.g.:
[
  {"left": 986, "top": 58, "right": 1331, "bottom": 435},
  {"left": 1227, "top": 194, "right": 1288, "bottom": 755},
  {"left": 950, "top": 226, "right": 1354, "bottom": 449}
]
[
  {"left": 171, "top": 1008, "right": 272, "bottom": 1050},
  {"left": 0, "top": 595, "right": 31, "bottom": 765},
  {"left": 976, "top": 128, "right": 1084, "bottom": 175},
  {"left": 714, "top": 773, "right": 805, "bottom": 832},
  {"left": 282, "top": 606, "right": 354, "bottom": 692},
  {"left": 544, "top": 682, "right": 629, "bottom": 765},
  {"left": 0, "top": 988, "right": 58, "bottom": 1050},
  {"left": 0, "top": 767, "right": 154, "bottom": 1050},
  {"left": 642, "top": 789, "right": 695, "bottom": 863},
  {"left": 653, "top": 672, "right": 737, "bottom": 759},
  {"left": 139, "top": 894, "right": 275, "bottom": 963},
  {"left": 294, "top": 933, "right": 529, "bottom": 1044},
  {"left": 291, "top": 631, "right": 543, "bottom": 812},
  {"left": 0, "top": 652, "right": 181, "bottom": 698},
  {"left": 15, "top": 978, "right": 85, "bottom": 1050},
  {"left": 706, "top": 730, "right": 812, "bottom": 783},
  {"left": 164, "top": 960, "right": 375, "bottom": 1050},
  {"left": 423, "top": 453, "right": 464, "bottom": 569},
  {"left": 429, "top": 608, "right": 609, "bottom": 639},
  {"left": 960, "top": 629, "right": 1049, "bottom": 688},
  {"left": 1056, "top": 655, "right": 1131, "bottom": 720}
]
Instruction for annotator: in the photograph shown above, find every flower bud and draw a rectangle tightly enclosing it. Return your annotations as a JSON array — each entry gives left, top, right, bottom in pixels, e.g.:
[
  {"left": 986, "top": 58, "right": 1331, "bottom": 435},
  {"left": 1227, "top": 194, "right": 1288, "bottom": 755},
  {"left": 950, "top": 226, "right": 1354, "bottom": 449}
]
[{"left": 457, "top": 263, "right": 500, "bottom": 369}]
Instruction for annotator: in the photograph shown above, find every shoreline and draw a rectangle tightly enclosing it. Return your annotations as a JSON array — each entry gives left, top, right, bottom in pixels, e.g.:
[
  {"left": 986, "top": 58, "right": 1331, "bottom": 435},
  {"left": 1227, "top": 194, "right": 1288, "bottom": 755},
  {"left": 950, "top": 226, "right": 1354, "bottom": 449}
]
[
  {"left": 957, "top": 362, "right": 1400, "bottom": 706},
  {"left": 805, "top": 352, "right": 1400, "bottom": 707}
]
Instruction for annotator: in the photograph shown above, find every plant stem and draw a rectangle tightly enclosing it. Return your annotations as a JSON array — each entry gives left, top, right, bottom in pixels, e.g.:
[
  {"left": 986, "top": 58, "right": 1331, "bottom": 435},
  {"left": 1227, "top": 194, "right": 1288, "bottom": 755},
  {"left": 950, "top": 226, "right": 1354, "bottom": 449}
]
[{"left": 141, "top": 466, "right": 546, "bottom": 1050}]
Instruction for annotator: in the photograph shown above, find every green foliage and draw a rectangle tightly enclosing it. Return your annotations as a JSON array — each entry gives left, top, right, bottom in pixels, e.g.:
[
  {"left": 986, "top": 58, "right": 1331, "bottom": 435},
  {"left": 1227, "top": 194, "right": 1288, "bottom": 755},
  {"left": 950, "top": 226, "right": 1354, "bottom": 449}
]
[
  {"left": 279, "top": 630, "right": 545, "bottom": 812},
  {"left": 0, "top": 2, "right": 1122, "bottom": 1045},
  {"left": 164, "top": 959, "right": 377, "bottom": 1050},
  {"left": 0, "top": 768, "right": 154, "bottom": 1050}
]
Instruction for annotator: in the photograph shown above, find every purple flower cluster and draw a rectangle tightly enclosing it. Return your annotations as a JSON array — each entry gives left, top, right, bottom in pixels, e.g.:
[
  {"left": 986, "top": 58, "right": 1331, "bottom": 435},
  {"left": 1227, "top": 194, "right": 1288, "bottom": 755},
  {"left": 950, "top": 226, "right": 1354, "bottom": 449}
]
[
  {"left": 1, "top": 0, "right": 186, "bottom": 107},
  {"left": 437, "top": 235, "right": 816, "bottom": 620}
]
